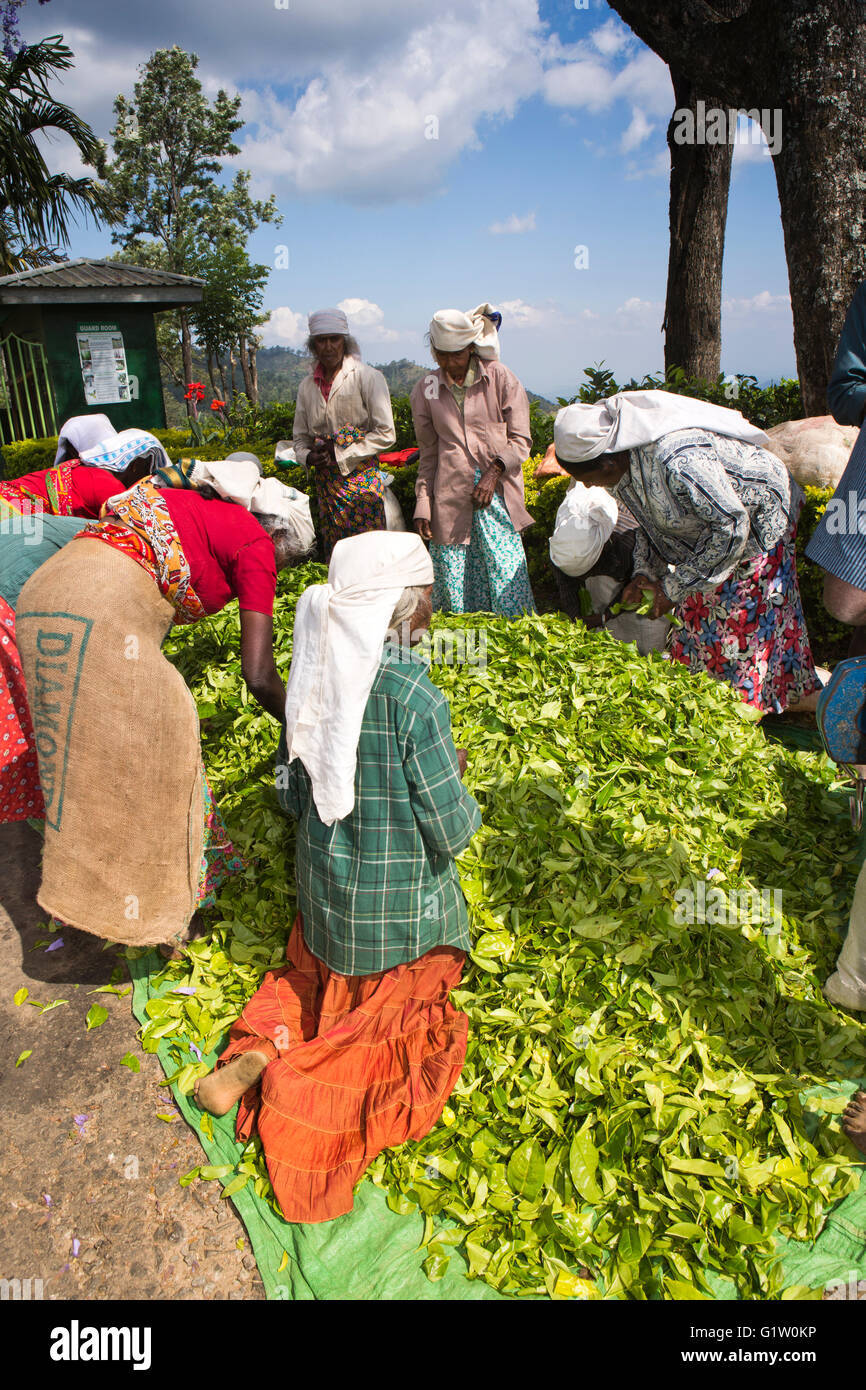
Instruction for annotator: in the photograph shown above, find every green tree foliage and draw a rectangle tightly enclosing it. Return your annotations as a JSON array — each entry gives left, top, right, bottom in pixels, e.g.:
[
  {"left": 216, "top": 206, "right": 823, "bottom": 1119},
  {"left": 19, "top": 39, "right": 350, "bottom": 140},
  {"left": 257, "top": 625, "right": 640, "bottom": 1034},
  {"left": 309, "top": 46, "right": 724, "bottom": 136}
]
[
  {"left": 103, "top": 46, "right": 279, "bottom": 392},
  {"left": 0, "top": 36, "right": 112, "bottom": 273},
  {"left": 563, "top": 362, "right": 803, "bottom": 431}
]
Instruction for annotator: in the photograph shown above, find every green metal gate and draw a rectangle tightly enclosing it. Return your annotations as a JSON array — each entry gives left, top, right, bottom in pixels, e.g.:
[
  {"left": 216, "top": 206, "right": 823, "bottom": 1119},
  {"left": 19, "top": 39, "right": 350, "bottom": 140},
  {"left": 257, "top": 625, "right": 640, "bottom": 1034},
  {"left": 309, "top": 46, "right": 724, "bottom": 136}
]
[{"left": 0, "top": 332, "right": 58, "bottom": 444}]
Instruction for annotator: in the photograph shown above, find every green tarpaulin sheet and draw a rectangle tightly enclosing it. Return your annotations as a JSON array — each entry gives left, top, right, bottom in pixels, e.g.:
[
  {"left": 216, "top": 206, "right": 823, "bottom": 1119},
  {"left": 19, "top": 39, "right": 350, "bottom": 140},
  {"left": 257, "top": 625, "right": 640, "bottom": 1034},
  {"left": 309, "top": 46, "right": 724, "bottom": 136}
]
[{"left": 129, "top": 953, "right": 865, "bottom": 1302}]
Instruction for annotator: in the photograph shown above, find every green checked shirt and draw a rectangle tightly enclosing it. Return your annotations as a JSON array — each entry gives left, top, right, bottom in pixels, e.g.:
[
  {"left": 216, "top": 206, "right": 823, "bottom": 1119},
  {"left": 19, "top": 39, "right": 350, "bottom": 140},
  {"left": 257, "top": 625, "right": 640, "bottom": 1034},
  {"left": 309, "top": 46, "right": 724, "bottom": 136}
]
[{"left": 276, "top": 651, "right": 481, "bottom": 976}]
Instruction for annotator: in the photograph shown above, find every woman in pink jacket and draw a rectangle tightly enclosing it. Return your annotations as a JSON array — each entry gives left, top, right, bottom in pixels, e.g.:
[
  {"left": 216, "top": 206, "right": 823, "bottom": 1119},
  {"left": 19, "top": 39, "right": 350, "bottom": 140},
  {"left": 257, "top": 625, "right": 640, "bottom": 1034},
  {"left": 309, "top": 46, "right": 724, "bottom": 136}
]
[{"left": 410, "top": 305, "right": 536, "bottom": 617}]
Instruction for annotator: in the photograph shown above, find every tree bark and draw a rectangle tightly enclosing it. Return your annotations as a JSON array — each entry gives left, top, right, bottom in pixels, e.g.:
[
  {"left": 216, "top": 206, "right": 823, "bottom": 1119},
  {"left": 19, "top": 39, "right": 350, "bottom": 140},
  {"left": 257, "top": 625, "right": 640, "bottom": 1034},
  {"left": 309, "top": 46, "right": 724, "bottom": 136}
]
[
  {"left": 609, "top": 0, "right": 866, "bottom": 413},
  {"left": 248, "top": 342, "right": 259, "bottom": 407},
  {"left": 238, "top": 332, "right": 256, "bottom": 403},
  {"left": 179, "top": 307, "right": 194, "bottom": 415},
  {"left": 229, "top": 345, "right": 237, "bottom": 401},
  {"left": 663, "top": 69, "right": 734, "bottom": 379},
  {"left": 206, "top": 352, "right": 219, "bottom": 399}
]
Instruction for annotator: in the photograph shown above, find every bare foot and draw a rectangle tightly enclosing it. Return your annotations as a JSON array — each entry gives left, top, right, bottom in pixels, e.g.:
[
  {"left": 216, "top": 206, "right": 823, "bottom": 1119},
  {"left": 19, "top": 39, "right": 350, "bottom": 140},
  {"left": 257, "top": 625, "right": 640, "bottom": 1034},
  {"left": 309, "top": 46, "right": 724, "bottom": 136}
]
[
  {"left": 842, "top": 1089, "right": 866, "bottom": 1157},
  {"left": 193, "top": 1050, "right": 270, "bottom": 1117}
]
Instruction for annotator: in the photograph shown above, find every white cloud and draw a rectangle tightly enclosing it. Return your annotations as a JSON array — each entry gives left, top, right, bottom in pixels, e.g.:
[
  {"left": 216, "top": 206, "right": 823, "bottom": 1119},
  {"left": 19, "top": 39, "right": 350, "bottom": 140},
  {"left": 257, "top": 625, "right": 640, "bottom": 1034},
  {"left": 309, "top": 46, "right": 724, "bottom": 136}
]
[
  {"left": 732, "top": 114, "right": 774, "bottom": 165},
  {"left": 234, "top": 0, "right": 547, "bottom": 201},
  {"left": 624, "top": 146, "right": 671, "bottom": 181},
  {"left": 488, "top": 212, "right": 537, "bottom": 235},
  {"left": 261, "top": 307, "right": 308, "bottom": 347},
  {"left": 543, "top": 57, "right": 616, "bottom": 113},
  {"left": 337, "top": 297, "right": 401, "bottom": 340},
  {"left": 498, "top": 298, "right": 556, "bottom": 328},
  {"left": 543, "top": 41, "right": 671, "bottom": 119},
  {"left": 620, "top": 107, "right": 654, "bottom": 153},
  {"left": 617, "top": 297, "right": 661, "bottom": 316},
  {"left": 591, "top": 18, "right": 632, "bottom": 59},
  {"left": 581, "top": 308, "right": 599, "bottom": 320},
  {"left": 723, "top": 291, "right": 791, "bottom": 316}
]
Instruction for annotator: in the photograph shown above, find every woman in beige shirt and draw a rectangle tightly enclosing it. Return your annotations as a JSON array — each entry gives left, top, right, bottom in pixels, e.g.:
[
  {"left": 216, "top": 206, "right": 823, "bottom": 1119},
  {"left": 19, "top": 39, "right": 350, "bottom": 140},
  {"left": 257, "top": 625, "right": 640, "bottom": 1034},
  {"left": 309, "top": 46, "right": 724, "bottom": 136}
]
[
  {"left": 410, "top": 304, "right": 535, "bottom": 616},
  {"left": 293, "top": 308, "right": 396, "bottom": 561}
]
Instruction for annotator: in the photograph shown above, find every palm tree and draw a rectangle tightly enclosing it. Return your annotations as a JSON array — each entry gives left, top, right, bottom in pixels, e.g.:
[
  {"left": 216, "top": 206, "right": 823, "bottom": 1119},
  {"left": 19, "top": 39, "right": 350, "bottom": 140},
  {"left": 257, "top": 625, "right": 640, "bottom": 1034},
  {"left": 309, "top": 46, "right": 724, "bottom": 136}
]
[{"left": 0, "top": 36, "right": 114, "bottom": 275}]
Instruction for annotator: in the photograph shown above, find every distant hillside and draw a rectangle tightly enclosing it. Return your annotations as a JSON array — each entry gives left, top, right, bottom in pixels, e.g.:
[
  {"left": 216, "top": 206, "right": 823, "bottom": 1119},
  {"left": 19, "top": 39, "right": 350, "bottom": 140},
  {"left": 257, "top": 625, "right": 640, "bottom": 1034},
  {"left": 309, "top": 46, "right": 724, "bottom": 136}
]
[{"left": 161, "top": 346, "right": 556, "bottom": 426}]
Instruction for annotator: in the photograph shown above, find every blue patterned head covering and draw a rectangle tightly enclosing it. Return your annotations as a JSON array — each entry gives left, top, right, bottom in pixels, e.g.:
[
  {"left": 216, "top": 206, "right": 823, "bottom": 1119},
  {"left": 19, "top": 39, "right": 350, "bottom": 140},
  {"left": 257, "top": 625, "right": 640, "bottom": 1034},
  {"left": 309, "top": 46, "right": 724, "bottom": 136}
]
[{"left": 79, "top": 429, "right": 170, "bottom": 475}]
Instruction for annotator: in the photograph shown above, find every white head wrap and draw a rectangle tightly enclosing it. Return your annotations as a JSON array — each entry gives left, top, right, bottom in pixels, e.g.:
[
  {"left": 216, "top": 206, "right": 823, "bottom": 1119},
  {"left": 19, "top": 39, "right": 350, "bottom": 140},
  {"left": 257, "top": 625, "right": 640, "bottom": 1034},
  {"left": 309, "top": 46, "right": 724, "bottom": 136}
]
[
  {"left": 554, "top": 390, "right": 770, "bottom": 465},
  {"left": 308, "top": 308, "right": 349, "bottom": 337},
  {"left": 549, "top": 483, "right": 618, "bottom": 577},
  {"left": 429, "top": 303, "right": 501, "bottom": 360},
  {"left": 79, "top": 428, "right": 170, "bottom": 474},
  {"left": 283, "top": 531, "right": 434, "bottom": 825},
  {"left": 54, "top": 414, "right": 117, "bottom": 465},
  {"left": 187, "top": 459, "right": 315, "bottom": 553}
]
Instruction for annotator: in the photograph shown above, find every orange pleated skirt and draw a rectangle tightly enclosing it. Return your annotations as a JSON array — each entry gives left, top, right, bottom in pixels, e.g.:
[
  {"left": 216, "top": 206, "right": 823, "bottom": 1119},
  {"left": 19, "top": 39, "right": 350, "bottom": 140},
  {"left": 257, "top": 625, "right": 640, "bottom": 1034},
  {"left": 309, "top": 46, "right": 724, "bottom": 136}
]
[{"left": 217, "top": 914, "right": 467, "bottom": 1224}]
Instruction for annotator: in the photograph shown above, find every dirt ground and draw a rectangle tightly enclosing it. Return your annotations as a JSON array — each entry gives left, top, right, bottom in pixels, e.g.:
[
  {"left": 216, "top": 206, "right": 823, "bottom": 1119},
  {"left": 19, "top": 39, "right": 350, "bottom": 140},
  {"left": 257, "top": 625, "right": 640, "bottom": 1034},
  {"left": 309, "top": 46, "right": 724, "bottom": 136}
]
[{"left": 0, "top": 820, "right": 265, "bottom": 1302}]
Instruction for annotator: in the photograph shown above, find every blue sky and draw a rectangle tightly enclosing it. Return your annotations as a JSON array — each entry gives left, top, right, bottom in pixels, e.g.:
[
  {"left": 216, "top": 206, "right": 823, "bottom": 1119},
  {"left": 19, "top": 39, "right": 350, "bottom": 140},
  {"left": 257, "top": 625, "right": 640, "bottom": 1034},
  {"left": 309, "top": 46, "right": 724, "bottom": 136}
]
[{"left": 24, "top": 0, "right": 796, "bottom": 400}]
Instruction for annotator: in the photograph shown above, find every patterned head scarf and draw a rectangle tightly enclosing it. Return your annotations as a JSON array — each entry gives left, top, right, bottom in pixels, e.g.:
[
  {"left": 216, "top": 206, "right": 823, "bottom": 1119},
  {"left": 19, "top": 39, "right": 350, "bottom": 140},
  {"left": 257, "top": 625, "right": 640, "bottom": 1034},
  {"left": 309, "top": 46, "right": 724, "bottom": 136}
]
[{"left": 79, "top": 428, "right": 170, "bottom": 475}]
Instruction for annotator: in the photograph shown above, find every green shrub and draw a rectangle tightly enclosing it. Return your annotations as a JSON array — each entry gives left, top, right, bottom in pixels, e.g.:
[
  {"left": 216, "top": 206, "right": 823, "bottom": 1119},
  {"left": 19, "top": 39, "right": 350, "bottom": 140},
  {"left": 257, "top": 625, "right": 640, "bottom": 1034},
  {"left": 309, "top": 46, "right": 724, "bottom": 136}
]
[
  {"left": 796, "top": 487, "right": 851, "bottom": 667},
  {"left": 564, "top": 362, "right": 803, "bottom": 432}
]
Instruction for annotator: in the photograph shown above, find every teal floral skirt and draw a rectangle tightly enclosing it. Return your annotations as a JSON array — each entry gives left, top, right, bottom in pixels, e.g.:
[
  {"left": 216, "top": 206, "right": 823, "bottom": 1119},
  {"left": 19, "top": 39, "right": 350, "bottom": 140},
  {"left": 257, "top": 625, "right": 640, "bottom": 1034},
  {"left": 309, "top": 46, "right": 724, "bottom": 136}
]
[{"left": 431, "top": 472, "right": 536, "bottom": 618}]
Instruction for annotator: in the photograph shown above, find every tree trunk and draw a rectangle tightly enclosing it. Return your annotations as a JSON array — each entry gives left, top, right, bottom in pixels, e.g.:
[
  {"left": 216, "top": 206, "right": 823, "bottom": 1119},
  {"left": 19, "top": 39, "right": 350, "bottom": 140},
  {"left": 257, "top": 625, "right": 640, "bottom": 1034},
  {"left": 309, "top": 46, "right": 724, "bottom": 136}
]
[
  {"left": 206, "top": 352, "right": 219, "bottom": 399},
  {"left": 766, "top": 19, "right": 866, "bottom": 415},
  {"left": 609, "top": 0, "right": 866, "bottom": 412},
  {"left": 216, "top": 356, "right": 228, "bottom": 400},
  {"left": 248, "top": 342, "right": 259, "bottom": 407},
  {"left": 238, "top": 333, "right": 255, "bottom": 403},
  {"left": 179, "top": 308, "right": 194, "bottom": 414},
  {"left": 229, "top": 345, "right": 237, "bottom": 401},
  {"left": 663, "top": 70, "right": 734, "bottom": 379}
]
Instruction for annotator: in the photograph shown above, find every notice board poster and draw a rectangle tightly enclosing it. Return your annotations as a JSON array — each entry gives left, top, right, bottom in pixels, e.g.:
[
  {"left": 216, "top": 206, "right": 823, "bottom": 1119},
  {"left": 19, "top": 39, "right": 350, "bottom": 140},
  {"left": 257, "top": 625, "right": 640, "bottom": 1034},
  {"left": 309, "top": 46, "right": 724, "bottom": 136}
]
[{"left": 76, "top": 322, "right": 131, "bottom": 404}]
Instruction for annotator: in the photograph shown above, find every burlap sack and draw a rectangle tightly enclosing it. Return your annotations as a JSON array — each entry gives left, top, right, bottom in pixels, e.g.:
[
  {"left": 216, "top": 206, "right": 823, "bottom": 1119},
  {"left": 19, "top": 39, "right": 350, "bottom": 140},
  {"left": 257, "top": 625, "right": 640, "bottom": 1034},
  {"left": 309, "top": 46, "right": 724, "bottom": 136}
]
[{"left": 16, "top": 541, "right": 204, "bottom": 945}]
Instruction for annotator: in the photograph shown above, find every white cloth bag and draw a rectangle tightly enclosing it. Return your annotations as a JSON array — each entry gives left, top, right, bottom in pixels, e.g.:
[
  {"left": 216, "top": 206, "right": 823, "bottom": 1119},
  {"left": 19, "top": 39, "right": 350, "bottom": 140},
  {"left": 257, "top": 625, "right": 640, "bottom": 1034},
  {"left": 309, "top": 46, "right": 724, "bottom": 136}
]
[{"left": 549, "top": 482, "right": 618, "bottom": 577}]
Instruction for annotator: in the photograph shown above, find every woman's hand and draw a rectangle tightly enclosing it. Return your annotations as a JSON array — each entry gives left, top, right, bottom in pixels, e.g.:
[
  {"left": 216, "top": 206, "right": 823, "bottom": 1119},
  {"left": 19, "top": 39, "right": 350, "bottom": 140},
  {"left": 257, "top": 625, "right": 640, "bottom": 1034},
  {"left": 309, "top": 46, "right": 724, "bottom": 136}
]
[
  {"left": 414, "top": 517, "right": 433, "bottom": 541},
  {"left": 472, "top": 464, "right": 502, "bottom": 509},
  {"left": 619, "top": 574, "right": 673, "bottom": 620},
  {"left": 456, "top": 748, "right": 468, "bottom": 777},
  {"left": 307, "top": 438, "right": 336, "bottom": 470}
]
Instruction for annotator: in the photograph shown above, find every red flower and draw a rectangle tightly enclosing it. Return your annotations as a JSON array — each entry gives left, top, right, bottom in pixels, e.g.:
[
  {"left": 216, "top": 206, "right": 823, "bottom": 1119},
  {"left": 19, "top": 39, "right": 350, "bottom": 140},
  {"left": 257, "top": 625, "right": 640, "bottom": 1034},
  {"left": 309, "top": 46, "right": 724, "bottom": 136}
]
[
  {"left": 210, "top": 399, "right": 226, "bottom": 411},
  {"left": 183, "top": 381, "right": 206, "bottom": 402}
]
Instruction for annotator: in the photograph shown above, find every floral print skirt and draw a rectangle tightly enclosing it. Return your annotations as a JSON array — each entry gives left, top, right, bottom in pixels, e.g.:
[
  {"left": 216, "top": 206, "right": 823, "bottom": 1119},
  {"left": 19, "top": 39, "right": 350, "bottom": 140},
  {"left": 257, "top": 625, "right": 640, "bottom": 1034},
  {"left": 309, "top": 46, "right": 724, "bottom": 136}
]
[
  {"left": 431, "top": 473, "right": 536, "bottom": 618},
  {"left": 669, "top": 521, "right": 820, "bottom": 713},
  {"left": 316, "top": 463, "right": 386, "bottom": 563},
  {"left": 0, "top": 597, "right": 44, "bottom": 824}
]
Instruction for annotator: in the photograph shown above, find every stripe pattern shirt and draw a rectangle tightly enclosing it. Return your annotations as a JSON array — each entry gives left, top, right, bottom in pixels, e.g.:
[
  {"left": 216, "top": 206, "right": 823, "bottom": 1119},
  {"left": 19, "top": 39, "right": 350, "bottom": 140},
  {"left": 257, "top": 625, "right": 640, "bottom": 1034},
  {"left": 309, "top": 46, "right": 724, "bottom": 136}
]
[
  {"left": 612, "top": 427, "right": 800, "bottom": 604},
  {"left": 276, "top": 651, "right": 481, "bottom": 976}
]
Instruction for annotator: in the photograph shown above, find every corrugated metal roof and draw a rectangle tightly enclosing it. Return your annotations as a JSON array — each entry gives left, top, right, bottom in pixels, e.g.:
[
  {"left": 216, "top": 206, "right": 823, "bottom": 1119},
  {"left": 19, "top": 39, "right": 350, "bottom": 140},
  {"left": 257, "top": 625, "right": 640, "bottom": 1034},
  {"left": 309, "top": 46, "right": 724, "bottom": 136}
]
[{"left": 0, "top": 258, "right": 205, "bottom": 290}]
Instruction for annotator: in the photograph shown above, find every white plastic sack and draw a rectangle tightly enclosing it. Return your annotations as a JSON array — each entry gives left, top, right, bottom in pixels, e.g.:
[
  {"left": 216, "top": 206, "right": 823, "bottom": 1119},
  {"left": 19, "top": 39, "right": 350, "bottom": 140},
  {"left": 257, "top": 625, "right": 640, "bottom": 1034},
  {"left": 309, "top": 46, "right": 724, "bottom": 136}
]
[
  {"left": 274, "top": 439, "right": 297, "bottom": 465},
  {"left": 549, "top": 482, "right": 618, "bottom": 577},
  {"left": 380, "top": 472, "right": 406, "bottom": 532}
]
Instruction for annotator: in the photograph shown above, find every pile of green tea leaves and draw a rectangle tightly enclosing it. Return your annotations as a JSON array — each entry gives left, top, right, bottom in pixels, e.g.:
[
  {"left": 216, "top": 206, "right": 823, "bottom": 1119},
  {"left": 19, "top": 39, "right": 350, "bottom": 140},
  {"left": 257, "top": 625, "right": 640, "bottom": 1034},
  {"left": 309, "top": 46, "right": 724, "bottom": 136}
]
[{"left": 154, "top": 563, "right": 866, "bottom": 1300}]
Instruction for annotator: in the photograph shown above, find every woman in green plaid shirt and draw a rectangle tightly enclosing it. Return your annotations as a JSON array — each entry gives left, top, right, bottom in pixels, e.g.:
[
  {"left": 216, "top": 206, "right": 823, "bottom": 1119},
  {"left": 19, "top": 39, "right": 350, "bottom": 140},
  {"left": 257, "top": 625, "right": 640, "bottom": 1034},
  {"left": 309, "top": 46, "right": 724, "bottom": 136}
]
[{"left": 197, "top": 533, "right": 482, "bottom": 1224}]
